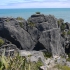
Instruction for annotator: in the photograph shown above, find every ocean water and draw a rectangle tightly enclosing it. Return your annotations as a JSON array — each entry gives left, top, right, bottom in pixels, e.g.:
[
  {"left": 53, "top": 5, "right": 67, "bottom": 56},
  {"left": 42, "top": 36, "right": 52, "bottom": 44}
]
[{"left": 0, "top": 8, "right": 70, "bottom": 22}]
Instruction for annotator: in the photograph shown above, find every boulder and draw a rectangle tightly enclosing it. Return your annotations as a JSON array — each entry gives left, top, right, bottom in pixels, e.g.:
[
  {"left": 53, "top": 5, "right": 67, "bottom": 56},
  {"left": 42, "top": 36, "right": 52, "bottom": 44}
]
[
  {"left": 39, "top": 28, "right": 65, "bottom": 56},
  {"left": 0, "top": 44, "right": 19, "bottom": 56},
  {"left": 20, "top": 50, "right": 46, "bottom": 64},
  {"left": 0, "top": 18, "right": 34, "bottom": 50},
  {"left": 27, "top": 14, "right": 65, "bottom": 56},
  {"left": 28, "top": 14, "right": 45, "bottom": 24}
]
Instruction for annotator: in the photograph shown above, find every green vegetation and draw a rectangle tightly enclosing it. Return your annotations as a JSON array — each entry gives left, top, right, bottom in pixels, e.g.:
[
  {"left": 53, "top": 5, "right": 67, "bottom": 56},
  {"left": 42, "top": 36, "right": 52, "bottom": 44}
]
[
  {"left": 57, "top": 18, "right": 64, "bottom": 27},
  {"left": 5, "top": 19, "right": 10, "bottom": 22},
  {"left": 36, "top": 12, "right": 40, "bottom": 14},
  {"left": 0, "top": 53, "right": 43, "bottom": 70},
  {"left": 66, "top": 58, "right": 70, "bottom": 62},
  {"left": 62, "top": 31, "right": 66, "bottom": 36},
  {"left": 66, "top": 53, "right": 70, "bottom": 61},
  {"left": 67, "top": 30, "right": 70, "bottom": 35},
  {"left": 54, "top": 64, "right": 70, "bottom": 70},
  {"left": 28, "top": 22, "right": 35, "bottom": 27},
  {"left": 43, "top": 52, "right": 52, "bottom": 59},
  {"left": 60, "top": 24, "right": 66, "bottom": 31},
  {"left": 57, "top": 18, "right": 66, "bottom": 31},
  {"left": 19, "top": 22, "right": 23, "bottom": 28},
  {"left": 68, "top": 53, "right": 70, "bottom": 58},
  {"left": 36, "top": 59, "right": 43, "bottom": 68},
  {"left": 58, "top": 18, "right": 64, "bottom": 24},
  {"left": 16, "top": 17, "right": 23, "bottom": 20},
  {"left": 0, "top": 53, "right": 26, "bottom": 70},
  {"left": 25, "top": 59, "right": 43, "bottom": 70},
  {"left": 0, "top": 39, "right": 4, "bottom": 47}
]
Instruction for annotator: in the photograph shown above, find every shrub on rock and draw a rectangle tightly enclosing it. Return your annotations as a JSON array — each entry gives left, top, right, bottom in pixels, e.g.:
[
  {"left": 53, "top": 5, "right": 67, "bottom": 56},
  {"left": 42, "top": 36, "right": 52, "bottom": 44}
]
[
  {"left": 36, "top": 12, "right": 40, "bottom": 14},
  {"left": 0, "top": 39, "right": 4, "bottom": 47}
]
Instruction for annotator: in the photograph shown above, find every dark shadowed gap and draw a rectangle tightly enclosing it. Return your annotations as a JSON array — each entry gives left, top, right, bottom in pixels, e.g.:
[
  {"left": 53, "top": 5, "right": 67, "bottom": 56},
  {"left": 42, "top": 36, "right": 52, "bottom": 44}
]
[
  {"left": 0, "top": 29, "right": 23, "bottom": 50},
  {"left": 65, "top": 44, "right": 70, "bottom": 54},
  {"left": 65, "top": 23, "right": 69, "bottom": 29},
  {"left": 33, "top": 41, "right": 46, "bottom": 51}
]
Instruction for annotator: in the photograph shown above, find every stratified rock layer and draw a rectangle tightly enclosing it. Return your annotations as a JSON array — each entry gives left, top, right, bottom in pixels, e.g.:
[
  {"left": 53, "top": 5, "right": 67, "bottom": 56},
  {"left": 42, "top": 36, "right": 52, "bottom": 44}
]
[
  {"left": 0, "top": 14, "right": 65, "bottom": 56},
  {"left": 27, "top": 14, "right": 65, "bottom": 56}
]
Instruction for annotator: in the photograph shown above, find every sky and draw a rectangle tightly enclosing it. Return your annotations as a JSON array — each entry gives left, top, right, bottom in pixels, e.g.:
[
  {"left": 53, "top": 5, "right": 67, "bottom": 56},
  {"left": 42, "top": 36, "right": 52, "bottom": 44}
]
[{"left": 0, "top": 0, "right": 70, "bottom": 8}]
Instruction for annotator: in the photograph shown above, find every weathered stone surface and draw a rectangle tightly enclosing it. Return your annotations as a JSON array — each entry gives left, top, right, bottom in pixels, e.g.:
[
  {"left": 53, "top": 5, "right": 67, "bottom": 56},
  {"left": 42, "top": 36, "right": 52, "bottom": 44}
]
[
  {"left": 0, "top": 44, "right": 19, "bottom": 50},
  {"left": 39, "top": 28, "right": 65, "bottom": 56},
  {"left": 37, "top": 22, "right": 53, "bottom": 31},
  {"left": 27, "top": 27, "right": 40, "bottom": 43},
  {"left": 0, "top": 14, "right": 66, "bottom": 56},
  {"left": 27, "top": 14, "right": 65, "bottom": 56},
  {"left": 20, "top": 50, "right": 46, "bottom": 64},
  {"left": 0, "top": 18, "right": 6, "bottom": 31},
  {"left": 0, "top": 44, "right": 19, "bottom": 56},
  {"left": 0, "top": 18, "right": 34, "bottom": 50},
  {"left": 28, "top": 14, "right": 45, "bottom": 24}
]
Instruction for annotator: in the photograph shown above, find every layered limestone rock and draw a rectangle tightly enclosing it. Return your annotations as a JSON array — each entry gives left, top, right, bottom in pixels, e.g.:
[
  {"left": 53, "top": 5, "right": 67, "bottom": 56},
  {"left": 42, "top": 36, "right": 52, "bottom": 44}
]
[
  {"left": 0, "top": 17, "right": 34, "bottom": 50},
  {"left": 0, "top": 14, "right": 65, "bottom": 56},
  {"left": 27, "top": 14, "right": 65, "bottom": 56}
]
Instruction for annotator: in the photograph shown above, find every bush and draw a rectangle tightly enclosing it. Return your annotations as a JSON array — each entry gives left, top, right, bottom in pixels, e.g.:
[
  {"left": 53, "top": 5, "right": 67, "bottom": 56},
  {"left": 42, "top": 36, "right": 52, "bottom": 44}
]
[
  {"left": 5, "top": 18, "right": 10, "bottom": 22},
  {"left": 0, "top": 53, "right": 26, "bottom": 70},
  {"left": 36, "top": 12, "right": 40, "bottom": 14},
  {"left": 16, "top": 17, "right": 23, "bottom": 20},
  {"left": 62, "top": 31, "right": 66, "bottom": 35},
  {"left": 0, "top": 53, "right": 43, "bottom": 70},
  {"left": 66, "top": 58, "right": 70, "bottom": 62},
  {"left": 54, "top": 64, "right": 70, "bottom": 70},
  {"left": 67, "top": 30, "right": 70, "bottom": 35},
  {"left": 57, "top": 18, "right": 66, "bottom": 30},
  {"left": 36, "top": 59, "right": 43, "bottom": 68},
  {"left": 25, "top": 58, "right": 43, "bottom": 70},
  {"left": 60, "top": 24, "right": 66, "bottom": 31},
  {"left": 28, "top": 22, "right": 35, "bottom": 27},
  {"left": 0, "top": 39, "right": 4, "bottom": 47},
  {"left": 43, "top": 52, "right": 52, "bottom": 59},
  {"left": 58, "top": 18, "right": 64, "bottom": 23},
  {"left": 19, "top": 22, "right": 23, "bottom": 28}
]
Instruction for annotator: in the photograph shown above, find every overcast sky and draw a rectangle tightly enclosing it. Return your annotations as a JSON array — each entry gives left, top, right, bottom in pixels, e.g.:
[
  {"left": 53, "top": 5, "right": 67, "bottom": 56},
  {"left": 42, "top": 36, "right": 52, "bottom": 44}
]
[{"left": 0, "top": 0, "right": 70, "bottom": 8}]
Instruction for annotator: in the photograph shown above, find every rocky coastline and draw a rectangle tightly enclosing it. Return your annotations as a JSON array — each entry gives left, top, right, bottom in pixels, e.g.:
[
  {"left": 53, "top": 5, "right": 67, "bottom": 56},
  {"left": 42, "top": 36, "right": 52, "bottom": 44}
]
[{"left": 0, "top": 13, "right": 70, "bottom": 70}]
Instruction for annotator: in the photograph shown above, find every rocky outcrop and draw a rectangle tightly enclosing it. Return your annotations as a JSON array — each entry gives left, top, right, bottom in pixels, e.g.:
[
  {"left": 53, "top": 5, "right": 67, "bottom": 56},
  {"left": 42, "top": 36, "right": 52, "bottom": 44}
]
[
  {"left": 39, "top": 28, "right": 65, "bottom": 55},
  {"left": 0, "top": 17, "right": 34, "bottom": 50},
  {"left": 0, "top": 44, "right": 19, "bottom": 56},
  {"left": 20, "top": 50, "right": 46, "bottom": 64},
  {"left": 27, "top": 14, "right": 65, "bottom": 56},
  {"left": 0, "top": 14, "right": 66, "bottom": 56},
  {"left": 65, "top": 22, "right": 70, "bottom": 29}
]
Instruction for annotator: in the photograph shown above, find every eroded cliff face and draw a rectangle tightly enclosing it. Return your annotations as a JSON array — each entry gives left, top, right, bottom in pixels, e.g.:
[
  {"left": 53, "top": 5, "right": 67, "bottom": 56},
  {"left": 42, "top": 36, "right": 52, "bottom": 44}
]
[
  {"left": 0, "top": 18, "right": 34, "bottom": 50},
  {"left": 27, "top": 14, "right": 65, "bottom": 56},
  {"left": 0, "top": 14, "right": 65, "bottom": 56}
]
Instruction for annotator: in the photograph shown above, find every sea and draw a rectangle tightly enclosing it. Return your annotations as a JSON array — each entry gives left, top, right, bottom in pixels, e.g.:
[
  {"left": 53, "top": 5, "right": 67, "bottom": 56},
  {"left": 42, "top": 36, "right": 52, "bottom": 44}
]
[{"left": 0, "top": 8, "right": 70, "bottom": 22}]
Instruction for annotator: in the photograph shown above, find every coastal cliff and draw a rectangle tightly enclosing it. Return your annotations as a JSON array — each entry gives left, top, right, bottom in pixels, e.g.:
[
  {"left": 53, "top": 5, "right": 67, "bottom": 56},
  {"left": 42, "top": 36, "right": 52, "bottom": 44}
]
[{"left": 0, "top": 13, "right": 70, "bottom": 56}]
